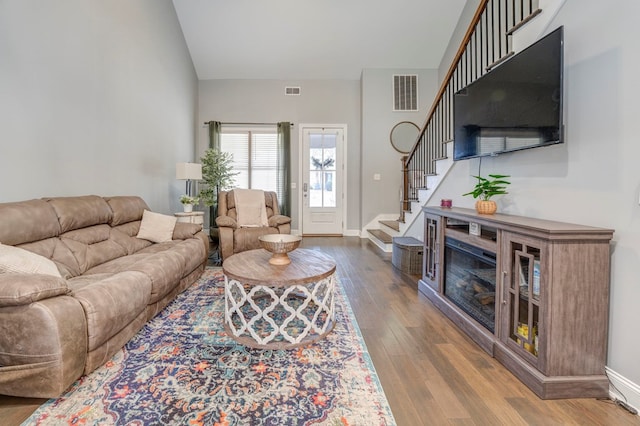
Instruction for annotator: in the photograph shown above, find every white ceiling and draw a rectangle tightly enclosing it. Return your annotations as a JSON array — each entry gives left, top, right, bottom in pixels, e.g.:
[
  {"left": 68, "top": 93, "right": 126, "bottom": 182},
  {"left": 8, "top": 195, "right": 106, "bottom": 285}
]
[{"left": 172, "top": 0, "right": 468, "bottom": 80}]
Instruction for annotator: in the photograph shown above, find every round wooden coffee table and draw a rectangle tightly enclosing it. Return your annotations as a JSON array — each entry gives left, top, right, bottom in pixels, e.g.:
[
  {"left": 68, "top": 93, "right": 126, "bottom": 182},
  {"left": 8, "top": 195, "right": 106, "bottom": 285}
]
[{"left": 222, "top": 248, "right": 336, "bottom": 349}]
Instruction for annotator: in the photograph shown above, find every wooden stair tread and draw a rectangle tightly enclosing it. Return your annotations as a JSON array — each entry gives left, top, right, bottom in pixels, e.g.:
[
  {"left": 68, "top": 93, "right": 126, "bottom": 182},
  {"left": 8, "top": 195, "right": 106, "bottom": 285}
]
[
  {"left": 379, "top": 220, "right": 400, "bottom": 231},
  {"left": 367, "top": 229, "right": 393, "bottom": 244}
]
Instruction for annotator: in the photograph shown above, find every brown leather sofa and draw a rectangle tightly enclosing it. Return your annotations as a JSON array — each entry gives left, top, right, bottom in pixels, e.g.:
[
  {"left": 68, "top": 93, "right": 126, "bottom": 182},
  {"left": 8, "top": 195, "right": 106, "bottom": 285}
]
[
  {"left": 0, "top": 195, "right": 209, "bottom": 398},
  {"left": 216, "top": 190, "right": 291, "bottom": 260}
]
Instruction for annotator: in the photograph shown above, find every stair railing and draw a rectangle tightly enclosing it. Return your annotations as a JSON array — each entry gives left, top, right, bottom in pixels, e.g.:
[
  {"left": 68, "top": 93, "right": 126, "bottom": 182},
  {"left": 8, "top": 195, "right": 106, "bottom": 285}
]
[{"left": 401, "top": 0, "right": 540, "bottom": 221}]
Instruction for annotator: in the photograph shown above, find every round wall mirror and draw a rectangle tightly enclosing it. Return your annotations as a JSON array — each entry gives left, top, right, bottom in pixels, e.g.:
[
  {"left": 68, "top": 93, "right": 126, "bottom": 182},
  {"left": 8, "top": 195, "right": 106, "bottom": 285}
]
[{"left": 390, "top": 121, "right": 420, "bottom": 154}]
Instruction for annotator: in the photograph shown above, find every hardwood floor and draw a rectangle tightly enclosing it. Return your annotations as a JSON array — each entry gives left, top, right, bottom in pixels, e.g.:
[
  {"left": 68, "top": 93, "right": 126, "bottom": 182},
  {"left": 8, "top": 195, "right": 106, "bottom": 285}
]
[{"left": 1, "top": 236, "right": 638, "bottom": 425}]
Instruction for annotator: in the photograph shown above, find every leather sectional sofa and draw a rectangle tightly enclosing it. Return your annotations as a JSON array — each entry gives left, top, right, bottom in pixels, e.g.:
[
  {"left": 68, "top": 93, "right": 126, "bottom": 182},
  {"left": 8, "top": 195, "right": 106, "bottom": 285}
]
[{"left": 0, "top": 195, "right": 209, "bottom": 398}]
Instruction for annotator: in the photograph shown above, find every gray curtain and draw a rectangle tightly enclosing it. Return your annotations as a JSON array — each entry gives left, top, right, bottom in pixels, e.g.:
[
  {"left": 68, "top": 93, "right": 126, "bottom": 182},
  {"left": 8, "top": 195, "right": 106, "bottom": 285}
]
[
  {"left": 276, "top": 122, "right": 291, "bottom": 217},
  {"left": 208, "top": 120, "right": 221, "bottom": 150},
  {"left": 207, "top": 121, "right": 222, "bottom": 229}
]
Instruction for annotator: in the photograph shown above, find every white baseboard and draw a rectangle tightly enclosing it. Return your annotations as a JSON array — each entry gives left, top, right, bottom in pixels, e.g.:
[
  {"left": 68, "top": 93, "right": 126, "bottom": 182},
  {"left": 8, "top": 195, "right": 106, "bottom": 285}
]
[
  {"left": 607, "top": 367, "right": 640, "bottom": 415},
  {"left": 294, "top": 229, "right": 361, "bottom": 237}
]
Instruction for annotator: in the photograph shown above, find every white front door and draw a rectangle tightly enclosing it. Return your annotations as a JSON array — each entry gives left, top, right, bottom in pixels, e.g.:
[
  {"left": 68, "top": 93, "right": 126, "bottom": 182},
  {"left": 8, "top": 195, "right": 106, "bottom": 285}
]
[{"left": 301, "top": 126, "right": 345, "bottom": 235}]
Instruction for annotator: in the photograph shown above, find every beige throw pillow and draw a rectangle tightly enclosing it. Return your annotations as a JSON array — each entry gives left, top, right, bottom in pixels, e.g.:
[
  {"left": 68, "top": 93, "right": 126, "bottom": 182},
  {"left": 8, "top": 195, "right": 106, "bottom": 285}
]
[
  {"left": 136, "top": 210, "right": 177, "bottom": 243},
  {"left": 0, "top": 243, "right": 62, "bottom": 277}
]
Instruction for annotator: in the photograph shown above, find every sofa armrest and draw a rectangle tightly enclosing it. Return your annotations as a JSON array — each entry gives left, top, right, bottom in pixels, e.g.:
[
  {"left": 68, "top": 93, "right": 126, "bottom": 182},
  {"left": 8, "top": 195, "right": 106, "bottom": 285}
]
[
  {"left": 216, "top": 215, "right": 237, "bottom": 229},
  {"left": 172, "top": 222, "right": 201, "bottom": 240},
  {"left": 268, "top": 215, "right": 291, "bottom": 227},
  {"left": 277, "top": 223, "right": 291, "bottom": 234},
  {"left": 0, "top": 274, "right": 70, "bottom": 307}
]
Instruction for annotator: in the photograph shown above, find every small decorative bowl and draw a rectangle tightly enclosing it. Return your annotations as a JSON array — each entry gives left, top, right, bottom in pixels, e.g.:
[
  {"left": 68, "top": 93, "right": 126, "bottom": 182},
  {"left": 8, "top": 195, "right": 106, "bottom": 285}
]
[{"left": 259, "top": 234, "right": 302, "bottom": 265}]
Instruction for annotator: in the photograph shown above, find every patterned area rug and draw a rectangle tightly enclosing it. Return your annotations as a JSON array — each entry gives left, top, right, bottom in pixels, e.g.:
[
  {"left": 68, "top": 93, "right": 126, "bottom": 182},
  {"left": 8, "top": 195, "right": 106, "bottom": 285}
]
[{"left": 24, "top": 267, "right": 396, "bottom": 425}]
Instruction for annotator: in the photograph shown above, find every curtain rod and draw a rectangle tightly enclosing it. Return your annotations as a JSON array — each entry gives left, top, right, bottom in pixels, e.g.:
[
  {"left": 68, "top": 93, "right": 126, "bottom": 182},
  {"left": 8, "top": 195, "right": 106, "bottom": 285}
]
[{"left": 203, "top": 121, "right": 294, "bottom": 126}]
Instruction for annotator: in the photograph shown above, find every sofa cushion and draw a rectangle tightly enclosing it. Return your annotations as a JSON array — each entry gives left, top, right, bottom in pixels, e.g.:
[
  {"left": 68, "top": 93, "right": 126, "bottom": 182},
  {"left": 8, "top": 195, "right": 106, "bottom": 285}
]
[
  {"left": 110, "top": 222, "right": 153, "bottom": 255},
  {"left": 68, "top": 272, "right": 151, "bottom": 352},
  {"left": 46, "top": 196, "right": 113, "bottom": 233},
  {"left": 105, "top": 196, "right": 149, "bottom": 226},
  {"left": 136, "top": 210, "right": 177, "bottom": 243},
  {"left": 127, "top": 250, "right": 186, "bottom": 303},
  {"left": 0, "top": 243, "right": 61, "bottom": 277},
  {"left": 60, "top": 225, "right": 128, "bottom": 275},
  {"left": 172, "top": 222, "right": 203, "bottom": 240},
  {"left": 0, "top": 199, "right": 61, "bottom": 246},
  {"left": 148, "top": 239, "right": 207, "bottom": 276},
  {"left": 17, "top": 238, "right": 80, "bottom": 278},
  {"left": 0, "top": 273, "right": 69, "bottom": 307}
]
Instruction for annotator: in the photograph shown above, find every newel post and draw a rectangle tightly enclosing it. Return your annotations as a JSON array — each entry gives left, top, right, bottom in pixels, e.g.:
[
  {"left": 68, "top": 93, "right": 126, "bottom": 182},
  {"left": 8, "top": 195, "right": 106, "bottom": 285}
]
[{"left": 400, "top": 155, "right": 409, "bottom": 222}]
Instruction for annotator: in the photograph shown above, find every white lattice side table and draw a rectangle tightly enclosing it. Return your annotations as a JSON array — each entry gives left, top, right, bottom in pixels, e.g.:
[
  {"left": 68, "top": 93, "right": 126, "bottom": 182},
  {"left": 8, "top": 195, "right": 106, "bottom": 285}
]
[{"left": 222, "top": 248, "right": 336, "bottom": 349}]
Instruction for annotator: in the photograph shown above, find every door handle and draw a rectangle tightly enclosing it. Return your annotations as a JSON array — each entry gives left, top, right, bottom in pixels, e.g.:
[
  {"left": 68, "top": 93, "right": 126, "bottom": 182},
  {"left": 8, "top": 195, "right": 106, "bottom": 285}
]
[{"left": 303, "top": 183, "right": 308, "bottom": 192}]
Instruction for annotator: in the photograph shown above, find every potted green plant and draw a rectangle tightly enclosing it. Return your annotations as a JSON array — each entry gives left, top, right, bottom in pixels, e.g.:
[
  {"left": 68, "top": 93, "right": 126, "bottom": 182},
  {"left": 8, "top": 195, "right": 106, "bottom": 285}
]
[
  {"left": 198, "top": 148, "right": 238, "bottom": 228},
  {"left": 179, "top": 195, "right": 199, "bottom": 213},
  {"left": 462, "top": 174, "right": 511, "bottom": 214},
  {"left": 198, "top": 149, "right": 237, "bottom": 206}
]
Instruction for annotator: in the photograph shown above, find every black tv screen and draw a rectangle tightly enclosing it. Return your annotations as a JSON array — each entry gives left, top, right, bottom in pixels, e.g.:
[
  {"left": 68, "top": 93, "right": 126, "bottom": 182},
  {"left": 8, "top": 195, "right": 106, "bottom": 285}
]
[{"left": 453, "top": 26, "right": 564, "bottom": 161}]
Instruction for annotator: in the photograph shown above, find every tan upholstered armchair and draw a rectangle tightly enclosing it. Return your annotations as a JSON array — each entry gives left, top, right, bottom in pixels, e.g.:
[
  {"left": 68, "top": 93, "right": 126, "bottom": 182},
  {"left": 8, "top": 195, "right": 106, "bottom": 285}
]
[{"left": 216, "top": 189, "right": 291, "bottom": 260}]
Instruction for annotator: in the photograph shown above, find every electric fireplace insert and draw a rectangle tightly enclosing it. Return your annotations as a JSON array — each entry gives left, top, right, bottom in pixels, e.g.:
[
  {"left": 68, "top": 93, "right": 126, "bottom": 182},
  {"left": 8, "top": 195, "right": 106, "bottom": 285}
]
[{"left": 443, "top": 236, "right": 497, "bottom": 332}]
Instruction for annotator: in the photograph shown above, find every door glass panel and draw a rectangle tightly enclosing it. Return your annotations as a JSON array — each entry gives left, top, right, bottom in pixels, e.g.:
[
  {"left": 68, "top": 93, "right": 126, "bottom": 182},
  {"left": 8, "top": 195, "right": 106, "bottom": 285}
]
[
  {"left": 323, "top": 171, "right": 336, "bottom": 207},
  {"left": 309, "top": 171, "right": 323, "bottom": 207},
  {"left": 308, "top": 132, "right": 337, "bottom": 208}
]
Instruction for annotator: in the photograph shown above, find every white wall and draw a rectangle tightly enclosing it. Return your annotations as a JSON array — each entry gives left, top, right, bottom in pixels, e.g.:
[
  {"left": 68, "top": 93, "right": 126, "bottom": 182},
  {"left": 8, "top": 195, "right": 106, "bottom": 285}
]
[
  {"left": 431, "top": 0, "right": 640, "bottom": 391},
  {"left": 360, "top": 68, "right": 439, "bottom": 230},
  {"left": 438, "top": 0, "right": 482, "bottom": 81},
  {"left": 0, "top": 0, "right": 198, "bottom": 214},
  {"left": 197, "top": 79, "right": 361, "bottom": 231}
]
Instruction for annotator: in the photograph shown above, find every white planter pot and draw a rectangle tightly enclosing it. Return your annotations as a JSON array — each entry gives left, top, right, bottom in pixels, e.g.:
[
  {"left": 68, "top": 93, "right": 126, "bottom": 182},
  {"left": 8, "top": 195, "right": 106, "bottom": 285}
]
[{"left": 183, "top": 204, "right": 193, "bottom": 213}]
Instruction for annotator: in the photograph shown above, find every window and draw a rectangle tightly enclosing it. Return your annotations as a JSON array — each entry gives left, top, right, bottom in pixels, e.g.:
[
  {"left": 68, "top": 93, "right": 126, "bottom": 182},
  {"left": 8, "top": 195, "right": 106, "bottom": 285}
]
[{"left": 220, "top": 125, "right": 279, "bottom": 194}]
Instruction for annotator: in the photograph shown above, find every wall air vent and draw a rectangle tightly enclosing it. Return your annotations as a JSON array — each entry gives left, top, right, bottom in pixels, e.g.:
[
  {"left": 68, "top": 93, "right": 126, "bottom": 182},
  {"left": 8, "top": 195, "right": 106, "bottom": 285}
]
[
  {"left": 393, "top": 75, "right": 418, "bottom": 111},
  {"left": 285, "top": 86, "right": 301, "bottom": 96}
]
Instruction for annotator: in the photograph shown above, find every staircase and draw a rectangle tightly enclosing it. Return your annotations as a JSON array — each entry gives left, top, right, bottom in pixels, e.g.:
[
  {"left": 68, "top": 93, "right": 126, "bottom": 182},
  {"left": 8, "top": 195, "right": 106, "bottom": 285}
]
[{"left": 368, "top": 0, "right": 550, "bottom": 251}]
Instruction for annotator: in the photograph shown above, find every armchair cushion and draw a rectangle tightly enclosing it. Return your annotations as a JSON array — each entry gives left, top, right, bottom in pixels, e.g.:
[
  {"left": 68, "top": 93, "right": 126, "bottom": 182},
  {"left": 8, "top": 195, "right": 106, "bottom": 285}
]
[
  {"left": 136, "top": 210, "right": 177, "bottom": 243},
  {"left": 0, "top": 243, "right": 62, "bottom": 277},
  {"left": 216, "top": 215, "right": 237, "bottom": 229},
  {"left": 268, "top": 215, "right": 292, "bottom": 227}
]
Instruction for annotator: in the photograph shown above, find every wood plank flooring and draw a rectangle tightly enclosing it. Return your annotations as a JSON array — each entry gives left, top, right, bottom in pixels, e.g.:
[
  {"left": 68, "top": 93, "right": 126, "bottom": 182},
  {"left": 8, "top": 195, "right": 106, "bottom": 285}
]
[{"left": 1, "top": 236, "right": 639, "bottom": 425}]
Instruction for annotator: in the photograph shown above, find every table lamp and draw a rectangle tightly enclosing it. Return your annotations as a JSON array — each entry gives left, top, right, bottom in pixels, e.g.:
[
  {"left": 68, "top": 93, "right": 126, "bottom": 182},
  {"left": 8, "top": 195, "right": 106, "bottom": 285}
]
[{"left": 176, "top": 162, "right": 202, "bottom": 197}]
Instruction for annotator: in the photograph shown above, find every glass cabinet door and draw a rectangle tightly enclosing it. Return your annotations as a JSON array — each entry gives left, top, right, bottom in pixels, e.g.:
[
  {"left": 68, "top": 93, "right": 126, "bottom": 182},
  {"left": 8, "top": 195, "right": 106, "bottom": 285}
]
[
  {"left": 503, "top": 234, "right": 541, "bottom": 361},
  {"left": 423, "top": 214, "right": 440, "bottom": 289}
]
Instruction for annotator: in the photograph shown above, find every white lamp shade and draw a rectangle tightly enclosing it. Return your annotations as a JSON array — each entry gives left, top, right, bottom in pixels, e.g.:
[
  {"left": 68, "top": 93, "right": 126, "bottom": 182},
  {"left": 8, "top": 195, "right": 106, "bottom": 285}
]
[{"left": 176, "top": 162, "right": 202, "bottom": 180}]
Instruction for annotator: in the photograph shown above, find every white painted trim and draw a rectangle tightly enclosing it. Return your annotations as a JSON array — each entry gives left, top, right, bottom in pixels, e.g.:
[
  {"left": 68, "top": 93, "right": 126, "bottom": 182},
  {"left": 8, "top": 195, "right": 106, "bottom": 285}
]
[
  {"left": 343, "top": 229, "right": 361, "bottom": 237},
  {"left": 606, "top": 367, "right": 640, "bottom": 415},
  {"left": 367, "top": 234, "right": 391, "bottom": 252},
  {"left": 361, "top": 213, "right": 399, "bottom": 236},
  {"left": 297, "top": 123, "right": 348, "bottom": 235}
]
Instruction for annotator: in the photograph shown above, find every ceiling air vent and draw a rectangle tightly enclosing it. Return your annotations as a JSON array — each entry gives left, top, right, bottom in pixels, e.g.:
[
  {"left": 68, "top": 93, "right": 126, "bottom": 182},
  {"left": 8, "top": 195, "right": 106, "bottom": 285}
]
[
  {"left": 393, "top": 75, "right": 418, "bottom": 111},
  {"left": 285, "top": 86, "right": 301, "bottom": 96}
]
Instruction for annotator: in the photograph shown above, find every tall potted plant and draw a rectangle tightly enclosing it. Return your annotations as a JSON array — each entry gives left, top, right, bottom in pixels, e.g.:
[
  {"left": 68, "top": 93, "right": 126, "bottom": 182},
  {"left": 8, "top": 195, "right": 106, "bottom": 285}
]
[
  {"left": 198, "top": 148, "right": 237, "bottom": 227},
  {"left": 462, "top": 174, "right": 510, "bottom": 214},
  {"left": 198, "top": 148, "right": 237, "bottom": 207}
]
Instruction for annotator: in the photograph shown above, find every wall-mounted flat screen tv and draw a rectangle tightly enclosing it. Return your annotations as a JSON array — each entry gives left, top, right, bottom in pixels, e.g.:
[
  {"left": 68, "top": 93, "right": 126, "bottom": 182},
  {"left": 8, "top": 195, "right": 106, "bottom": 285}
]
[{"left": 453, "top": 26, "right": 564, "bottom": 161}]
